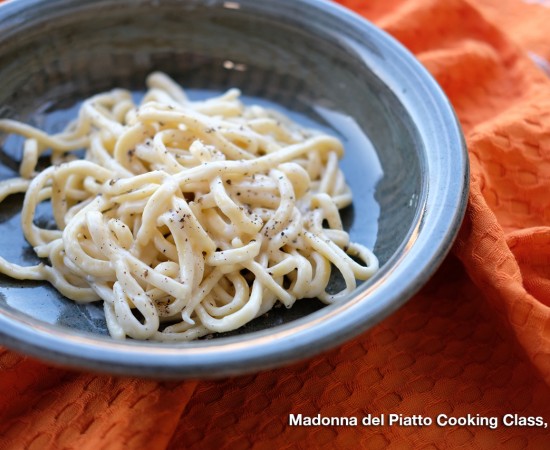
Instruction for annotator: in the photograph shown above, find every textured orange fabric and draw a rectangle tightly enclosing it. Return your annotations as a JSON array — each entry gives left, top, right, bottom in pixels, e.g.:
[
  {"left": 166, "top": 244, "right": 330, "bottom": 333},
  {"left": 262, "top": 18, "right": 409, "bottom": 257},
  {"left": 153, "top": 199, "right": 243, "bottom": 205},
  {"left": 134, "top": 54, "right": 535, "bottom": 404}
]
[
  {"left": 2, "top": 0, "right": 550, "bottom": 448},
  {"left": 474, "top": 0, "right": 550, "bottom": 67}
]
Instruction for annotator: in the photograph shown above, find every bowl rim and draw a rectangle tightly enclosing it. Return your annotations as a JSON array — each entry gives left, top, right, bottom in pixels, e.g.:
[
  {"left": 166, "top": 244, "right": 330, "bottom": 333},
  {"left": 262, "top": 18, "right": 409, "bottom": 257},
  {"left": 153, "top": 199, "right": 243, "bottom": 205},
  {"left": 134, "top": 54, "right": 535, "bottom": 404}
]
[{"left": 0, "top": 0, "right": 468, "bottom": 378}]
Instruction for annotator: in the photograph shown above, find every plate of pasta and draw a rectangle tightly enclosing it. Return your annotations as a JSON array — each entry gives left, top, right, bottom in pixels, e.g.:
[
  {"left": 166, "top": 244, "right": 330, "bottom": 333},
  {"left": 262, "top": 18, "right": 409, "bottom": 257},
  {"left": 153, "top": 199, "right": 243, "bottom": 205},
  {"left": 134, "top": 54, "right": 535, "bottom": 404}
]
[{"left": 0, "top": 0, "right": 467, "bottom": 377}]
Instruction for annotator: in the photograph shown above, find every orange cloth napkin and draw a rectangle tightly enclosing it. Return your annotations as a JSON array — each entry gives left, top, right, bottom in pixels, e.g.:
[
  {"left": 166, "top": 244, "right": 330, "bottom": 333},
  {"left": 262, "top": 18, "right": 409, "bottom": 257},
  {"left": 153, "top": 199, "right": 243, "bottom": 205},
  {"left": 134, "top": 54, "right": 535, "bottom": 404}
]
[{"left": 2, "top": 0, "right": 550, "bottom": 448}]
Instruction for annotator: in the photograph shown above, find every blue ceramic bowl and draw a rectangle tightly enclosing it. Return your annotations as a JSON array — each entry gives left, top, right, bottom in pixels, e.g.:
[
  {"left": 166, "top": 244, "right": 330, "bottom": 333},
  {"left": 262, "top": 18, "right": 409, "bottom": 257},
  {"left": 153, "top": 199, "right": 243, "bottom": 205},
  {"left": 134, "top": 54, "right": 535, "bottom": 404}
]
[{"left": 0, "top": 0, "right": 468, "bottom": 378}]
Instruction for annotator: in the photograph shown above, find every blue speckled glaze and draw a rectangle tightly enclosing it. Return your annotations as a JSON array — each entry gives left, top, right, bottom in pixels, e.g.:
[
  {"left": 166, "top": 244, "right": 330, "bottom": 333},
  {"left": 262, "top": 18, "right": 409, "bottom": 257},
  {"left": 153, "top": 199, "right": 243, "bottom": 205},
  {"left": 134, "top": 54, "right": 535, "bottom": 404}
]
[{"left": 0, "top": 0, "right": 468, "bottom": 378}]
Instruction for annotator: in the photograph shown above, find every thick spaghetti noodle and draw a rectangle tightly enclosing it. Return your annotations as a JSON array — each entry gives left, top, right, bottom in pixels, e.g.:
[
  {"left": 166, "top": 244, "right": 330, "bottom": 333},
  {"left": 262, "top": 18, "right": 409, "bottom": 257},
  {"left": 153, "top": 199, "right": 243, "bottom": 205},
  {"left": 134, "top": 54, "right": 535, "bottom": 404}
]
[{"left": 0, "top": 73, "right": 378, "bottom": 340}]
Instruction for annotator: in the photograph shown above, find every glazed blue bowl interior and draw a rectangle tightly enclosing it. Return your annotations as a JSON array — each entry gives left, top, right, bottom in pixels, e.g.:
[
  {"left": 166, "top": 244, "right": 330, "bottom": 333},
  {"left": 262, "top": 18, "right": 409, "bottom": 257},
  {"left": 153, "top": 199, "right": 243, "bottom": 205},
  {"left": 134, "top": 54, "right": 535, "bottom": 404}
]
[{"left": 0, "top": 0, "right": 467, "bottom": 378}]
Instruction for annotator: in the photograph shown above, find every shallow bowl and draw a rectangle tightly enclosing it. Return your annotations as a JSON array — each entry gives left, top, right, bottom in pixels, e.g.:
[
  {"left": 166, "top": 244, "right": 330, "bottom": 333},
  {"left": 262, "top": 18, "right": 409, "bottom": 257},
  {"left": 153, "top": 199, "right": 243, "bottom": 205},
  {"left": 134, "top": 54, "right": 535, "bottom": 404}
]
[{"left": 0, "top": 0, "right": 468, "bottom": 378}]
